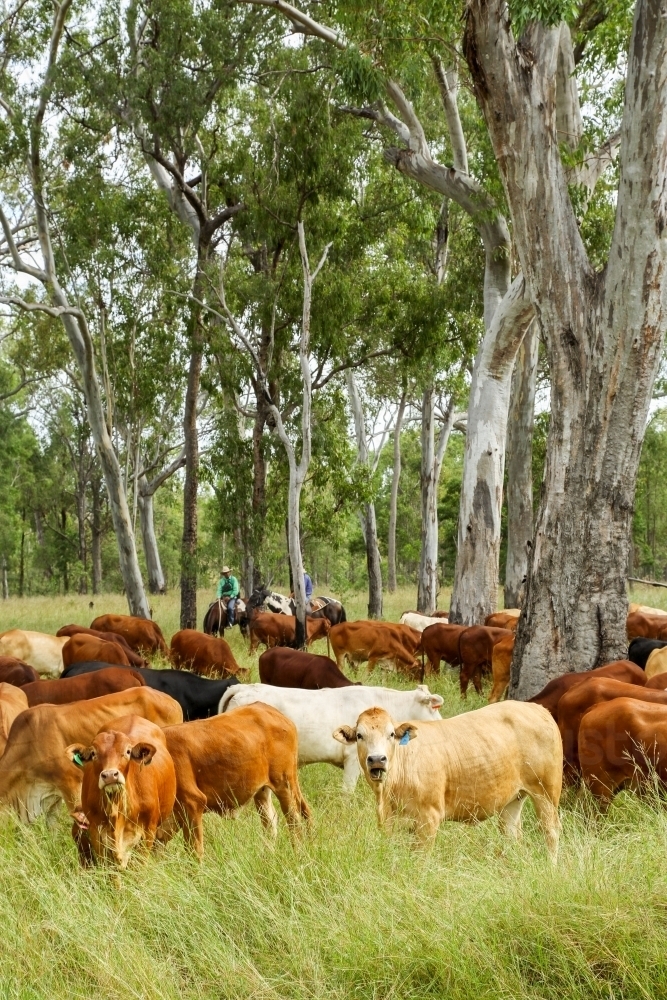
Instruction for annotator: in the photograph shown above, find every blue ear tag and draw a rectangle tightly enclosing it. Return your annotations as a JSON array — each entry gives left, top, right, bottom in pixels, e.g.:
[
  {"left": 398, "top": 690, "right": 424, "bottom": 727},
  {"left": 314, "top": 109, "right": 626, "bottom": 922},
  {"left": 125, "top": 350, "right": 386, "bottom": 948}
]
[
  {"left": 72, "top": 753, "right": 85, "bottom": 769},
  {"left": 399, "top": 732, "right": 410, "bottom": 746}
]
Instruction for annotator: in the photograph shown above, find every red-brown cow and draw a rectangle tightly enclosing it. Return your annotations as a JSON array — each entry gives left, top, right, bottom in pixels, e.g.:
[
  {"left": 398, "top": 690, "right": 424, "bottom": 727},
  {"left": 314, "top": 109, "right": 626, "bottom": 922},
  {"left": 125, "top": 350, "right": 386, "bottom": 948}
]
[
  {"left": 22, "top": 667, "right": 145, "bottom": 707},
  {"left": 626, "top": 611, "right": 667, "bottom": 641},
  {"left": 259, "top": 647, "right": 355, "bottom": 689},
  {"left": 170, "top": 629, "right": 247, "bottom": 680},
  {"left": 420, "top": 624, "right": 468, "bottom": 675},
  {"left": 248, "top": 613, "right": 331, "bottom": 655},
  {"left": 90, "top": 614, "right": 170, "bottom": 658},
  {"left": 458, "top": 626, "right": 515, "bottom": 698},
  {"left": 528, "top": 660, "right": 646, "bottom": 720},
  {"left": 62, "top": 635, "right": 132, "bottom": 669},
  {"left": 0, "top": 656, "right": 40, "bottom": 687},
  {"left": 57, "top": 625, "right": 148, "bottom": 667},
  {"left": 68, "top": 714, "right": 177, "bottom": 867},
  {"left": 328, "top": 621, "right": 422, "bottom": 677},
  {"left": 484, "top": 612, "right": 520, "bottom": 630},
  {"left": 163, "top": 703, "right": 311, "bottom": 856},
  {"left": 580, "top": 699, "right": 667, "bottom": 805}
]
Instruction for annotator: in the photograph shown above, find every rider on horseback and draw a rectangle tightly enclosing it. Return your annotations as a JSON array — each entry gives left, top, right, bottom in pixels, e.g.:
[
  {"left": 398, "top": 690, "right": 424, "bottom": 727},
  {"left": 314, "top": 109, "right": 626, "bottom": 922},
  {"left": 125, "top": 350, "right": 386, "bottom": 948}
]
[{"left": 217, "top": 566, "right": 240, "bottom": 626}]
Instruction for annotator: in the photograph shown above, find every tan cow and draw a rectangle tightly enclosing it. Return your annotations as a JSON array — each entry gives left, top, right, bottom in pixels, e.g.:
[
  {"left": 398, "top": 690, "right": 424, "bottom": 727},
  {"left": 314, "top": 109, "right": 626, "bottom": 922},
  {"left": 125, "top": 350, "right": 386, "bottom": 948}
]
[
  {"left": 399, "top": 613, "right": 447, "bottom": 633},
  {"left": 329, "top": 621, "right": 422, "bottom": 676},
  {"left": 0, "top": 688, "right": 182, "bottom": 825},
  {"left": 333, "top": 702, "right": 562, "bottom": 858},
  {"left": 629, "top": 603, "right": 667, "bottom": 616},
  {"left": 0, "top": 683, "right": 28, "bottom": 755},
  {"left": 646, "top": 646, "right": 667, "bottom": 678},
  {"left": 489, "top": 634, "right": 515, "bottom": 703},
  {"left": 0, "top": 630, "right": 69, "bottom": 678}
]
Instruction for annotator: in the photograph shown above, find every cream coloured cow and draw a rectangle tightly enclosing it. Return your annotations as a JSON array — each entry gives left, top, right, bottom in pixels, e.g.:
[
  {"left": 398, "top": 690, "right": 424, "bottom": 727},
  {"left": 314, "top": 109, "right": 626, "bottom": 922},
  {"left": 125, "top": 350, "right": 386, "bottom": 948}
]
[
  {"left": 0, "top": 683, "right": 28, "bottom": 755},
  {"left": 399, "top": 613, "right": 448, "bottom": 632},
  {"left": 0, "top": 630, "right": 69, "bottom": 678},
  {"left": 629, "top": 603, "right": 667, "bottom": 616},
  {"left": 333, "top": 701, "right": 562, "bottom": 858},
  {"left": 646, "top": 646, "right": 667, "bottom": 678}
]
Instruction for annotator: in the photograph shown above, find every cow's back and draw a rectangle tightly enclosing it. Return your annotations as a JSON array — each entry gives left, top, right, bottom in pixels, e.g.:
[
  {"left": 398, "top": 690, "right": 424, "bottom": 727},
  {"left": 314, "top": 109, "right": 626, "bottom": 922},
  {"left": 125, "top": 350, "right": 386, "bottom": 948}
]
[
  {"left": 0, "top": 683, "right": 28, "bottom": 754},
  {"left": 0, "top": 630, "right": 68, "bottom": 678},
  {"left": 22, "top": 667, "right": 145, "bottom": 706}
]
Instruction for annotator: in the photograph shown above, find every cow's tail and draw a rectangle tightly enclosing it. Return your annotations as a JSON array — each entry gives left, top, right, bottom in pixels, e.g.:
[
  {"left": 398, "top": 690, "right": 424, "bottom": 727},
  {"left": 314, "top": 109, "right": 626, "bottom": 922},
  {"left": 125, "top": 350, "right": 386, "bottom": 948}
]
[
  {"left": 339, "top": 605, "right": 347, "bottom": 623},
  {"left": 327, "top": 631, "right": 331, "bottom": 659},
  {"left": 218, "top": 687, "right": 238, "bottom": 713}
]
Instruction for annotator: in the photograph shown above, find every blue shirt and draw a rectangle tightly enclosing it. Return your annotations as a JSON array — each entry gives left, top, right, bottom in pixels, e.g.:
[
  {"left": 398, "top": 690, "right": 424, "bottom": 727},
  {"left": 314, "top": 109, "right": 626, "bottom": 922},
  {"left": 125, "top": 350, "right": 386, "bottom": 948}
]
[{"left": 304, "top": 573, "right": 313, "bottom": 600}]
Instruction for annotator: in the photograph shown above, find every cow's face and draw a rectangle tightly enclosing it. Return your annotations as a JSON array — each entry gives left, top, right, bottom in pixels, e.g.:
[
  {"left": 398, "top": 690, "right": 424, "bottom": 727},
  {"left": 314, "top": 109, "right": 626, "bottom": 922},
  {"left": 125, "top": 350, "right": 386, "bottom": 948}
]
[
  {"left": 333, "top": 707, "right": 417, "bottom": 783},
  {"left": 415, "top": 685, "right": 444, "bottom": 718},
  {"left": 66, "top": 731, "right": 157, "bottom": 792}
]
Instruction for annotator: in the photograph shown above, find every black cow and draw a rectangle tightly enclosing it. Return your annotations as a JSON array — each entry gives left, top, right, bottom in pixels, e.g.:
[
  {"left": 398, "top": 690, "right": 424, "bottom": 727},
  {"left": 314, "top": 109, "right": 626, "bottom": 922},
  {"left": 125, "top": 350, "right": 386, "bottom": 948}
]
[
  {"left": 628, "top": 637, "right": 667, "bottom": 670},
  {"left": 60, "top": 661, "right": 239, "bottom": 720}
]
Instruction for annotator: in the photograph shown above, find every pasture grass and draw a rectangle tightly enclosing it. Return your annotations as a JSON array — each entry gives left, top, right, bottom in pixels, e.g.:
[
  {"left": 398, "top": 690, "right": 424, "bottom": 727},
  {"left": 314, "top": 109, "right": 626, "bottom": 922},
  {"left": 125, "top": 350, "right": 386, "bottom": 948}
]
[{"left": 0, "top": 585, "right": 665, "bottom": 997}]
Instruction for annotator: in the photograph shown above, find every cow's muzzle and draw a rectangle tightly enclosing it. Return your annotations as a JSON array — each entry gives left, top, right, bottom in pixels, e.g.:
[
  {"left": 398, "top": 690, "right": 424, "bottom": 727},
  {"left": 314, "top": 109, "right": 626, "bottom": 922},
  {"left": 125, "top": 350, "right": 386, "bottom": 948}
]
[
  {"left": 366, "top": 755, "right": 388, "bottom": 782},
  {"left": 99, "top": 769, "right": 125, "bottom": 792}
]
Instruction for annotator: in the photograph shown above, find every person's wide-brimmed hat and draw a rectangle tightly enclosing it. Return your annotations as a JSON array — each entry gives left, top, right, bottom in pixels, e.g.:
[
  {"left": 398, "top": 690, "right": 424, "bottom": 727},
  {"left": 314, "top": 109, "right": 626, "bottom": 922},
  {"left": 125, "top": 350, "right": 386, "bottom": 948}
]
[{"left": 221, "top": 566, "right": 231, "bottom": 574}]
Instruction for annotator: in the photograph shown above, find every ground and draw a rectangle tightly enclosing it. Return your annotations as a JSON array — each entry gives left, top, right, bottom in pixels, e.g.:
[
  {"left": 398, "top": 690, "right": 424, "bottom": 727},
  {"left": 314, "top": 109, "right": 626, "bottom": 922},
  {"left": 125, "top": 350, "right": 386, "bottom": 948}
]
[{"left": 0, "top": 584, "right": 665, "bottom": 998}]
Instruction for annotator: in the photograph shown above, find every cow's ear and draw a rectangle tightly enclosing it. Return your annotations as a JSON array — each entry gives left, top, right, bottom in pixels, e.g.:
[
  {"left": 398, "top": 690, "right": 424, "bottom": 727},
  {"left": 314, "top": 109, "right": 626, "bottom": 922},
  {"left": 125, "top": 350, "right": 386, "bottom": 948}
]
[
  {"left": 66, "top": 743, "right": 94, "bottom": 767},
  {"left": 395, "top": 723, "right": 418, "bottom": 744},
  {"left": 332, "top": 725, "right": 356, "bottom": 744},
  {"left": 430, "top": 695, "right": 444, "bottom": 710},
  {"left": 131, "top": 742, "right": 157, "bottom": 765}
]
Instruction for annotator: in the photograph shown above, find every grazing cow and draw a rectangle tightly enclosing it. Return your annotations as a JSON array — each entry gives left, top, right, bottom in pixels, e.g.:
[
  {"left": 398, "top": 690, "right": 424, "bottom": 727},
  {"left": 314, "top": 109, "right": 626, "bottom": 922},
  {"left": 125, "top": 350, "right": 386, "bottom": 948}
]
[
  {"left": 628, "top": 637, "right": 667, "bottom": 669},
  {"left": 333, "top": 702, "right": 561, "bottom": 857},
  {"left": 62, "top": 635, "right": 131, "bottom": 669},
  {"left": 626, "top": 612, "right": 667, "bottom": 641},
  {"left": 579, "top": 699, "right": 667, "bottom": 805},
  {"left": 484, "top": 612, "right": 520, "bottom": 631},
  {"left": 163, "top": 704, "right": 311, "bottom": 856},
  {"left": 558, "top": 677, "right": 667, "bottom": 778},
  {"left": 0, "top": 688, "right": 182, "bottom": 824},
  {"left": 489, "top": 634, "right": 515, "bottom": 703},
  {"left": 90, "top": 614, "right": 170, "bottom": 657},
  {"left": 60, "top": 660, "right": 240, "bottom": 721},
  {"left": 248, "top": 613, "right": 330, "bottom": 655},
  {"left": 420, "top": 623, "right": 468, "bottom": 675},
  {"left": 170, "top": 629, "right": 247, "bottom": 680},
  {"left": 328, "top": 621, "right": 422, "bottom": 677},
  {"left": 57, "top": 625, "right": 148, "bottom": 667},
  {"left": 22, "top": 667, "right": 145, "bottom": 707},
  {"left": 0, "top": 630, "right": 68, "bottom": 678},
  {"left": 646, "top": 672, "right": 667, "bottom": 689},
  {"left": 399, "top": 613, "right": 447, "bottom": 632},
  {"left": 458, "top": 627, "right": 515, "bottom": 697},
  {"left": 0, "top": 683, "right": 28, "bottom": 755},
  {"left": 0, "top": 657, "right": 40, "bottom": 687},
  {"left": 68, "top": 715, "right": 176, "bottom": 868},
  {"left": 646, "top": 647, "right": 667, "bottom": 678},
  {"left": 220, "top": 683, "right": 444, "bottom": 792},
  {"left": 259, "top": 648, "right": 355, "bottom": 689},
  {"left": 528, "top": 660, "right": 646, "bottom": 720}
]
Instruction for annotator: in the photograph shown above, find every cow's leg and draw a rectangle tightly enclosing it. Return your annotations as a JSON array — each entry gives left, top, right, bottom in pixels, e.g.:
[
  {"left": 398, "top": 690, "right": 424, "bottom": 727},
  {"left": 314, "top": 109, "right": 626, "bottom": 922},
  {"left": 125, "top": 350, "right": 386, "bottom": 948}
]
[
  {"left": 71, "top": 823, "right": 96, "bottom": 867},
  {"left": 411, "top": 808, "right": 441, "bottom": 847},
  {"left": 529, "top": 792, "right": 561, "bottom": 862},
  {"left": 176, "top": 795, "right": 206, "bottom": 858},
  {"left": 488, "top": 674, "right": 509, "bottom": 704},
  {"left": 254, "top": 786, "right": 278, "bottom": 839},
  {"left": 459, "top": 661, "right": 472, "bottom": 698},
  {"left": 342, "top": 750, "right": 361, "bottom": 794},
  {"left": 499, "top": 792, "right": 527, "bottom": 840},
  {"left": 472, "top": 663, "right": 485, "bottom": 696}
]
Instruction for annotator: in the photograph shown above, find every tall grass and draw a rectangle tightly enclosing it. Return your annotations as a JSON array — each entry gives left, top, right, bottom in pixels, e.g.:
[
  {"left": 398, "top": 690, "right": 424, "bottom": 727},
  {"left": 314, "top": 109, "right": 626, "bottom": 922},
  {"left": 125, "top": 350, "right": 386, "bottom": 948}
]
[{"left": 0, "top": 586, "right": 665, "bottom": 997}]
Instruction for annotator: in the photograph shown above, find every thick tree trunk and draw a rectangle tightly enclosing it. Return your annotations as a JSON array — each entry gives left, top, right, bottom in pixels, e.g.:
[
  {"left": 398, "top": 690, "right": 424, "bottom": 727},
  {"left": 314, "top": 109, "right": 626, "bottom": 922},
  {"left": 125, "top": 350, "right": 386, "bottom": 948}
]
[
  {"left": 91, "top": 477, "right": 103, "bottom": 595},
  {"left": 363, "top": 503, "right": 383, "bottom": 619},
  {"left": 138, "top": 487, "right": 166, "bottom": 595},
  {"left": 18, "top": 509, "right": 25, "bottom": 598},
  {"left": 180, "top": 252, "right": 207, "bottom": 630},
  {"left": 387, "top": 392, "right": 407, "bottom": 592},
  {"left": 504, "top": 322, "right": 539, "bottom": 609},
  {"left": 418, "top": 391, "right": 455, "bottom": 614},
  {"left": 463, "top": 0, "right": 667, "bottom": 696}
]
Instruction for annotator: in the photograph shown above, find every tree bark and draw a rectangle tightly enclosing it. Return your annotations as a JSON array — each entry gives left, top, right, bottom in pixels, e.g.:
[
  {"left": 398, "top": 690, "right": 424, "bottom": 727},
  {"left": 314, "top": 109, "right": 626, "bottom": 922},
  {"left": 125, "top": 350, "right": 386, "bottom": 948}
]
[
  {"left": 418, "top": 391, "right": 455, "bottom": 613},
  {"left": 91, "top": 476, "right": 103, "bottom": 595},
  {"left": 346, "top": 370, "right": 383, "bottom": 618},
  {"left": 504, "top": 322, "right": 539, "bottom": 609},
  {"left": 463, "top": 0, "right": 667, "bottom": 696},
  {"left": 1, "top": 555, "right": 7, "bottom": 599},
  {"left": 387, "top": 391, "right": 407, "bottom": 592},
  {"left": 138, "top": 488, "right": 166, "bottom": 595},
  {"left": 18, "top": 509, "right": 25, "bottom": 598}
]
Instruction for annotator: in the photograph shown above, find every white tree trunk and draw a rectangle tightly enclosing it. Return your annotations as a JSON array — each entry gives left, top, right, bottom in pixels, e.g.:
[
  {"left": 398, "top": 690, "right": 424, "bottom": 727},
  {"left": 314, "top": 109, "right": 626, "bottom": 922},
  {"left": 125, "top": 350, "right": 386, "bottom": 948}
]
[
  {"left": 387, "top": 391, "right": 407, "bottom": 592},
  {"left": 504, "top": 322, "right": 539, "bottom": 609},
  {"left": 418, "top": 391, "right": 455, "bottom": 613},
  {"left": 138, "top": 490, "right": 166, "bottom": 595},
  {"left": 463, "top": 0, "right": 667, "bottom": 695},
  {"left": 346, "top": 370, "right": 383, "bottom": 618}
]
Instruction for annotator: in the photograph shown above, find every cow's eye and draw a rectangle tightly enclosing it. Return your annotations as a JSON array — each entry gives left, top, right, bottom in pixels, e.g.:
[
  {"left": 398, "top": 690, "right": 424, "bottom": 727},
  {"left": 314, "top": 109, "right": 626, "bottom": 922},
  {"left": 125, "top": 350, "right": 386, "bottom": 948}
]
[
  {"left": 356, "top": 733, "right": 363, "bottom": 741},
  {"left": 390, "top": 732, "right": 395, "bottom": 739},
  {"left": 125, "top": 749, "right": 131, "bottom": 756}
]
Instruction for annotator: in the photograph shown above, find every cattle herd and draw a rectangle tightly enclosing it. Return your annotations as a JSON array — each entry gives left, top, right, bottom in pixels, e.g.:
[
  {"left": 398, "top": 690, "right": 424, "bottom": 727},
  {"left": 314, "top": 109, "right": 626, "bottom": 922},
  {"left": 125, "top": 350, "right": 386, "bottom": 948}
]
[{"left": 0, "top": 596, "right": 666, "bottom": 868}]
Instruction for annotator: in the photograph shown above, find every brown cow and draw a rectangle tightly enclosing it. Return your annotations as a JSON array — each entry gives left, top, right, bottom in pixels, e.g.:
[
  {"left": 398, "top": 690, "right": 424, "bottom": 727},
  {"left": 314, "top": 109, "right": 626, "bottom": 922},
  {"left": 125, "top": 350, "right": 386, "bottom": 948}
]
[
  {"left": 62, "top": 634, "right": 132, "bottom": 669},
  {"left": 0, "top": 683, "right": 28, "bottom": 755},
  {"left": 420, "top": 623, "right": 468, "bottom": 675},
  {"left": 68, "top": 715, "right": 177, "bottom": 868},
  {"left": 163, "top": 703, "right": 311, "bottom": 856},
  {"left": 248, "top": 613, "right": 331, "bottom": 655},
  {"left": 558, "top": 677, "right": 667, "bottom": 779},
  {"left": 0, "top": 687, "right": 182, "bottom": 825},
  {"left": 580, "top": 699, "right": 667, "bottom": 805},
  {"left": 484, "top": 611, "right": 520, "bottom": 630},
  {"left": 259, "top": 647, "right": 355, "bottom": 689},
  {"left": 489, "top": 634, "right": 515, "bottom": 703},
  {"left": 90, "top": 614, "right": 170, "bottom": 657},
  {"left": 528, "top": 660, "right": 646, "bottom": 720},
  {"left": 626, "top": 611, "right": 667, "bottom": 641},
  {"left": 22, "top": 667, "right": 145, "bottom": 707},
  {"left": 329, "top": 621, "right": 422, "bottom": 677},
  {"left": 645, "top": 672, "right": 667, "bottom": 690},
  {"left": 170, "top": 629, "right": 247, "bottom": 680},
  {"left": 459, "top": 627, "right": 515, "bottom": 698},
  {"left": 0, "top": 656, "right": 40, "bottom": 687},
  {"left": 57, "top": 625, "right": 148, "bottom": 667}
]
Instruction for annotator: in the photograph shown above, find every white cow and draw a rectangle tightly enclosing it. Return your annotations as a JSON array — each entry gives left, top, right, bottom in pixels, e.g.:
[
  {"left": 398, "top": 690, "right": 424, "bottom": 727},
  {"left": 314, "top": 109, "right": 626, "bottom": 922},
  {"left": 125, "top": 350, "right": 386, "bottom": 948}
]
[
  {"left": 399, "top": 613, "right": 448, "bottom": 632},
  {"left": 219, "top": 683, "right": 444, "bottom": 792},
  {"left": 0, "top": 630, "right": 68, "bottom": 678},
  {"left": 333, "top": 701, "right": 562, "bottom": 857}
]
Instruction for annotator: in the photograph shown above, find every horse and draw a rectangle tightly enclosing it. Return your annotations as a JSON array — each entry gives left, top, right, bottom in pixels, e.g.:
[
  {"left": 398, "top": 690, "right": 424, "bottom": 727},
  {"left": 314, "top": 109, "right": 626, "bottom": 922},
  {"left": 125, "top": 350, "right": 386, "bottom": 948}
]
[
  {"left": 203, "top": 597, "right": 248, "bottom": 638},
  {"left": 247, "top": 585, "right": 346, "bottom": 625}
]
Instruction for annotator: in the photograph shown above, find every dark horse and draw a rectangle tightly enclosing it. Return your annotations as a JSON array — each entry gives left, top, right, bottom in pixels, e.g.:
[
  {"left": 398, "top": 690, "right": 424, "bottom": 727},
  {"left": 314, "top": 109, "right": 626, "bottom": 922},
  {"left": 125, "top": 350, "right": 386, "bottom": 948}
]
[
  {"left": 203, "top": 597, "right": 249, "bottom": 638},
  {"left": 246, "top": 585, "right": 346, "bottom": 626}
]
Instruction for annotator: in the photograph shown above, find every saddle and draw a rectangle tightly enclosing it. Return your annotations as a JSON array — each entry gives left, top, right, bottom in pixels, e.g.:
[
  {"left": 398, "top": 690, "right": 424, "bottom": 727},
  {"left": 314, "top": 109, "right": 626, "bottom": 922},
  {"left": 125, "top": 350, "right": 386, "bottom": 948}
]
[{"left": 309, "top": 597, "right": 327, "bottom": 612}]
